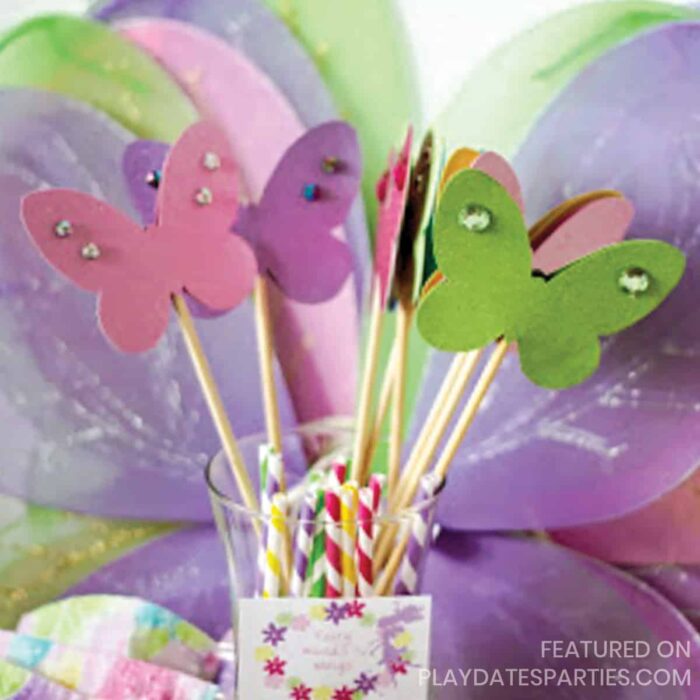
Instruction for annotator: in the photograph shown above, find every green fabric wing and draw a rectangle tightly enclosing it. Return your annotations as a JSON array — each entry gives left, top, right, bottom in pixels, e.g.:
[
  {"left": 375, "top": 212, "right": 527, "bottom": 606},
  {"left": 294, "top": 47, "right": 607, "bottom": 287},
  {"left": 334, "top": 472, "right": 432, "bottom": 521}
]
[{"left": 518, "top": 240, "right": 686, "bottom": 388}]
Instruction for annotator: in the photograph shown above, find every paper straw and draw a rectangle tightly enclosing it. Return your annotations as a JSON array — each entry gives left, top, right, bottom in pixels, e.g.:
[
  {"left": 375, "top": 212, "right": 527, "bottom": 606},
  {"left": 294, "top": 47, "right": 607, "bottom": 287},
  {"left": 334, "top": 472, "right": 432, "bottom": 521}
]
[
  {"left": 356, "top": 487, "right": 375, "bottom": 597},
  {"left": 307, "top": 489, "right": 327, "bottom": 597},
  {"left": 290, "top": 490, "right": 317, "bottom": 597},
  {"left": 340, "top": 482, "right": 359, "bottom": 598},
  {"left": 257, "top": 444, "right": 283, "bottom": 595},
  {"left": 263, "top": 493, "right": 288, "bottom": 599},
  {"left": 369, "top": 474, "right": 385, "bottom": 514},
  {"left": 330, "top": 459, "right": 348, "bottom": 489},
  {"left": 325, "top": 487, "right": 343, "bottom": 599},
  {"left": 394, "top": 473, "right": 443, "bottom": 596}
]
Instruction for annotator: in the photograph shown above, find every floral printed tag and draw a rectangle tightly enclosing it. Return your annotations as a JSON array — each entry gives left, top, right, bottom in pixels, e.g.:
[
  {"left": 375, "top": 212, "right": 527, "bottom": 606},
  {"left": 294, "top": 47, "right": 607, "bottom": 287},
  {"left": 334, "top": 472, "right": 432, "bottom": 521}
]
[{"left": 237, "top": 596, "right": 431, "bottom": 699}]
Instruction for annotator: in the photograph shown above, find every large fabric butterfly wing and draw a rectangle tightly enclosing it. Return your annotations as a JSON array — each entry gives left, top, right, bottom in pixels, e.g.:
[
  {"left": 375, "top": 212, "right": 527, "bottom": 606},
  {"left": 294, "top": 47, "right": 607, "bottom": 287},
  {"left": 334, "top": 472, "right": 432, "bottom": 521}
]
[
  {"left": 155, "top": 121, "right": 257, "bottom": 311},
  {"left": 417, "top": 169, "right": 533, "bottom": 351},
  {"left": 235, "top": 121, "right": 360, "bottom": 304},
  {"left": 122, "top": 139, "right": 169, "bottom": 225},
  {"left": 21, "top": 189, "right": 171, "bottom": 353},
  {"left": 520, "top": 240, "right": 686, "bottom": 388}
]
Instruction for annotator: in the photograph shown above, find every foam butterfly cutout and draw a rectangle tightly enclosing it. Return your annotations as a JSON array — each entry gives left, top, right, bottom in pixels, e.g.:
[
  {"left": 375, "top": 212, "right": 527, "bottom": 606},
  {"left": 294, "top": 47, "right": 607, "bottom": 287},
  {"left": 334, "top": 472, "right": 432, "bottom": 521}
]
[
  {"left": 417, "top": 168, "right": 686, "bottom": 388},
  {"left": 122, "top": 138, "right": 169, "bottom": 227},
  {"left": 123, "top": 122, "right": 361, "bottom": 306},
  {"left": 21, "top": 121, "right": 257, "bottom": 353},
  {"left": 374, "top": 128, "right": 413, "bottom": 307},
  {"left": 392, "top": 130, "right": 444, "bottom": 307}
]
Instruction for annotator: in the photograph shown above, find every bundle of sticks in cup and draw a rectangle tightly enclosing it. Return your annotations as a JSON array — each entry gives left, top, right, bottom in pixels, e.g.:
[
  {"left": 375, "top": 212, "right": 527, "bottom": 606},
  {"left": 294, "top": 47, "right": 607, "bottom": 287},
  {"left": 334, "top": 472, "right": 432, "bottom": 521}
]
[
  {"left": 20, "top": 114, "right": 682, "bottom": 602},
  {"left": 251, "top": 130, "right": 487, "bottom": 600}
]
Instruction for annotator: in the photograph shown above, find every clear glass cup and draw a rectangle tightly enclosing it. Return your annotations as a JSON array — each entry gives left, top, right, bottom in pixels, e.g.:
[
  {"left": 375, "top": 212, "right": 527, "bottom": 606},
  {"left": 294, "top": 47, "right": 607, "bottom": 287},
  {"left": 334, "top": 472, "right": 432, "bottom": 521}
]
[{"left": 205, "top": 421, "right": 439, "bottom": 697}]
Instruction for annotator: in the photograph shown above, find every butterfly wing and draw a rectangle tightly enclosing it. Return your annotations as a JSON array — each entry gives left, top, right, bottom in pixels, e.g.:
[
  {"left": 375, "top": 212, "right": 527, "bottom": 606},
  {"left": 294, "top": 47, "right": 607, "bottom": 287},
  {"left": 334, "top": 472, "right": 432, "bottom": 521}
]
[
  {"left": 157, "top": 121, "right": 257, "bottom": 311},
  {"left": 122, "top": 139, "right": 169, "bottom": 226},
  {"left": 519, "top": 240, "right": 686, "bottom": 388},
  {"left": 236, "top": 121, "right": 360, "bottom": 303},
  {"left": 439, "top": 148, "right": 524, "bottom": 213},
  {"left": 472, "top": 151, "right": 525, "bottom": 213},
  {"left": 532, "top": 193, "right": 633, "bottom": 274},
  {"left": 21, "top": 189, "right": 172, "bottom": 352},
  {"left": 417, "top": 169, "right": 533, "bottom": 350}
]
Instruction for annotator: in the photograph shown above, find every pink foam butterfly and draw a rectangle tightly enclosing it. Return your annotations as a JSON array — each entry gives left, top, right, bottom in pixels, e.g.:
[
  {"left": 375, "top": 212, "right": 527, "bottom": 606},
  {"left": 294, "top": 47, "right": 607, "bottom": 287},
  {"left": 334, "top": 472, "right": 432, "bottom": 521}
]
[
  {"left": 374, "top": 128, "right": 413, "bottom": 307},
  {"left": 21, "top": 121, "right": 257, "bottom": 353},
  {"left": 124, "top": 123, "right": 362, "bottom": 306}
]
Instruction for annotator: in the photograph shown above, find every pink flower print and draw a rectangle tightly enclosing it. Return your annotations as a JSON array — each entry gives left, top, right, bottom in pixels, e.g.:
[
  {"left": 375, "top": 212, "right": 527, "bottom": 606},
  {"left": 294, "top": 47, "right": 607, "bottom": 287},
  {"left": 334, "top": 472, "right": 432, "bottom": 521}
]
[
  {"left": 291, "top": 684, "right": 312, "bottom": 699},
  {"left": 264, "top": 656, "right": 286, "bottom": 676},
  {"left": 291, "top": 615, "right": 310, "bottom": 631},
  {"left": 391, "top": 658, "right": 408, "bottom": 676},
  {"left": 345, "top": 601, "right": 366, "bottom": 619},
  {"left": 264, "top": 674, "right": 285, "bottom": 690},
  {"left": 332, "top": 687, "right": 354, "bottom": 700}
]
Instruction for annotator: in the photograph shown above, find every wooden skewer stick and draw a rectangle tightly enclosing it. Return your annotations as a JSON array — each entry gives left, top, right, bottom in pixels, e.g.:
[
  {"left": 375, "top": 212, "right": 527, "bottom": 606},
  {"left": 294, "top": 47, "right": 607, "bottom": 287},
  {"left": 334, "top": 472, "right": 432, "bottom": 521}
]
[
  {"left": 377, "top": 340, "right": 510, "bottom": 590},
  {"left": 351, "top": 287, "right": 385, "bottom": 484},
  {"left": 433, "top": 339, "right": 510, "bottom": 479},
  {"left": 374, "top": 348, "right": 483, "bottom": 574},
  {"left": 364, "top": 343, "right": 397, "bottom": 472},
  {"left": 387, "top": 303, "right": 414, "bottom": 494},
  {"left": 390, "top": 348, "right": 483, "bottom": 514},
  {"left": 173, "top": 295, "right": 259, "bottom": 514},
  {"left": 375, "top": 524, "right": 412, "bottom": 596},
  {"left": 254, "top": 276, "right": 284, "bottom": 464}
]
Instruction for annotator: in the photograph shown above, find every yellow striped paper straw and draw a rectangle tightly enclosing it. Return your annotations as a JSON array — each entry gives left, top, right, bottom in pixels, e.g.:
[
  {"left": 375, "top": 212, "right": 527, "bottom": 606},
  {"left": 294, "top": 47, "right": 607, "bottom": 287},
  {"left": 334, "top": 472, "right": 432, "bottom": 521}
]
[
  {"left": 340, "top": 482, "right": 358, "bottom": 598},
  {"left": 263, "top": 492, "right": 288, "bottom": 598}
]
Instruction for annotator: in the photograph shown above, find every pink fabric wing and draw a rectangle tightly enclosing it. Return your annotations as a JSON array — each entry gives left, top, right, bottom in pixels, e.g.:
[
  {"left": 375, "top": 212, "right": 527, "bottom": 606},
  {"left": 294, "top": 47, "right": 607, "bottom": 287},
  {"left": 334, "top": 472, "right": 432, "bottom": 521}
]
[
  {"left": 374, "top": 128, "right": 412, "bottom": 306},
  {"left": 552, "top": 469, "right": 700, "bottom": 565},
  {"left": 534, "top": 195, "right": 633, "bottom": 274},
  {"left": 235, "top": 121, "right": 359, "bottom": 304},
  {"left": 121, "top": 19, "right": 360, "bottom": 420},
  {"left": 21, "top": 189, "right": 172, "bottom": 352},
  {"left": 473, "top": 150, "right": 525, "bottom": 213}
]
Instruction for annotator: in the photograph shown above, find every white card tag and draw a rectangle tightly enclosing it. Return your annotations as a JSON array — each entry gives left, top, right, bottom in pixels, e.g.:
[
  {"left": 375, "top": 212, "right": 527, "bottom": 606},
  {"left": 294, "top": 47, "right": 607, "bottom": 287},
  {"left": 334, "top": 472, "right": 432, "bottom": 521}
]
[{"left": 237, "top": 596, "right": 432, "bottom": 699}]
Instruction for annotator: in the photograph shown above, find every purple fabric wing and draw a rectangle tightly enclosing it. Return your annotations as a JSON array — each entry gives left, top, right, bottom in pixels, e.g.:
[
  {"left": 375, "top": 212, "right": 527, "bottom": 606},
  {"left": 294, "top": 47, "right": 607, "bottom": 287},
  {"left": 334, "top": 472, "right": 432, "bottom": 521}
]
[
  {"left": 235, "top": 122, "right": 359, "bottom": 303},
  {"left": 552, "top": 470, "right": 700, "bottom": 565},
  {"left": 425, "top": 532, "right": 700, "bottom": 699},
  {"left": 413, "top": 21, "right": 700, "bottom": 531},
  {"left": 90, "top": 0, "right": 370, "bottom": 305},
  {"left": 76, "top": 528, "right": 700, "bottom": 698},
  {"left": 632, "top": 564, "right": 700, "bottom": 631},
  {"left": 0, "top": 89, "right": 296, "bottom": 521},
  {"left": 122, "top": 139, "right": 169, "bottom": 225},
  {"left": 65, "top": 526, "right": 230, "bottom": 638}
]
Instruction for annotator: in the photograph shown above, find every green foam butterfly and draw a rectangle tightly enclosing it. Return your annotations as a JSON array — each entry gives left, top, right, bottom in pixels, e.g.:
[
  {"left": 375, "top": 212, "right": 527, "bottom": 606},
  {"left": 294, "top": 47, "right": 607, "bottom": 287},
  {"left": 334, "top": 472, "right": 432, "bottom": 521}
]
[{"left": 416, "top": 169, "right": 686, "bottom": 389}]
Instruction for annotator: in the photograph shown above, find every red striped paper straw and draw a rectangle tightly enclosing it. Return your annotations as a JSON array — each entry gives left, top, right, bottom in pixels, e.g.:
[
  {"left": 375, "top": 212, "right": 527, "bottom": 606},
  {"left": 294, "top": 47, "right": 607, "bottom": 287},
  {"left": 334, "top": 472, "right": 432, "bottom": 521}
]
[
  {"left": 369, "top": 473, "right": 385, "bottom": 514},
  {"left": 356, "top": 486, "right": 374, "bottom": 597},
  {"left": 325, "top": 487, "right": 343, "bottom": 598},
  {"left": 330, "top": 459, "right": 348, "bottom": 489}
]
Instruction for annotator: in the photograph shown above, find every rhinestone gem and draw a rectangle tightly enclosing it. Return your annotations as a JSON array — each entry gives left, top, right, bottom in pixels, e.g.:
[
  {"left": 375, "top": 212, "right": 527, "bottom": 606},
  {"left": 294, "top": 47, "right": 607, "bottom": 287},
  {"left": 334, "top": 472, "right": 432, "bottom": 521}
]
[
  {"left": 322, "top": 156, "right": 339, "bottom": 174},
  {"left": 54, "top": 220, "right": 72, "bottom": 238},
  {"left": 459, "top": 205, "right": 492, "bottom": 232},
  {"left": 195, "top": 187, "right": 214, "bottom": 206},
  {"left": 145, "top": 169, "right": 161, "bottom": 189},
  {"left": 302, "top": 183, "right": 320, "bottom": 202},
  {"left": 618, "top": 267, "right": 650, "bottom": 296},
  {"left": 202, "top": 152, "right": 221, "bottom": 171},
  {"left": 81, "top": 243, "right": 101, "bottom": 260}
]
